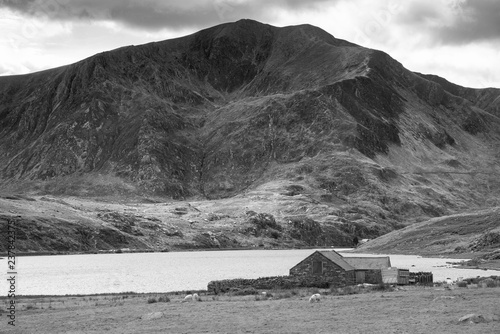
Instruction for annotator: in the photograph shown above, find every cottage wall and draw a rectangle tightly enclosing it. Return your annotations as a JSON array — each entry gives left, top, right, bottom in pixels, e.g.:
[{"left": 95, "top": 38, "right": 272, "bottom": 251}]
[
  {"left": 289, "top": 252, "right": 355, "bottom": 287},
  {"left": 362, "top": 269, "right": 383, "bottom": 284}
]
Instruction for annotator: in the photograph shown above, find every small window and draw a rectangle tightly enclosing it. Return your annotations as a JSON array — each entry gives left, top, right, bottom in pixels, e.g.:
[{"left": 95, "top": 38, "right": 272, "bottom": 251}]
[{"left": 312, "top": 261, "right": 323, "bottom": 274}]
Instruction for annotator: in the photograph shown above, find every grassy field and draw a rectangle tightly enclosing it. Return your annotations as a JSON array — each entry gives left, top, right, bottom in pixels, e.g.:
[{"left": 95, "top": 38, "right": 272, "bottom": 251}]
[{"left": 2, "top": 285, "right": 499, "bottom": 334}]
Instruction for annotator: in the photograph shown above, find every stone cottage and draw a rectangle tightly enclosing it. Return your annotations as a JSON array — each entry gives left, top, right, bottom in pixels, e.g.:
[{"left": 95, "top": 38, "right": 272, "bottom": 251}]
[{"left": 289, "top": 250, "right": 392, "bottom": 287}]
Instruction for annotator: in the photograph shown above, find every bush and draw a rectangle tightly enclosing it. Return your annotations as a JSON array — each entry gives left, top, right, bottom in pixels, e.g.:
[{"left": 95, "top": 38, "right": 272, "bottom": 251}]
[
  {"left": 157, "top": 295, "right": 170, "bottom": 303},
  {"left": 456, "top": 281, "right": 467, "bottom": 288},
  {"left": 482, "top": 278, "right": 497, "bottom": 288},
  {"left": 147, "top": 297, "right": 157, "bottom": 304},
  {"left": 248, "top": 213, "right": 282, "bottom": 231},
  {"left": 267, "top": 229, "right": 281, "bottom": 239}
]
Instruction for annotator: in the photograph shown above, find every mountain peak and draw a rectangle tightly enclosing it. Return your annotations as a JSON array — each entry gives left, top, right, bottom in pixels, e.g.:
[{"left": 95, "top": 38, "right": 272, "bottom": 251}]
[{"left": 1, "top": 21, "right": 500, "bottom": 244}]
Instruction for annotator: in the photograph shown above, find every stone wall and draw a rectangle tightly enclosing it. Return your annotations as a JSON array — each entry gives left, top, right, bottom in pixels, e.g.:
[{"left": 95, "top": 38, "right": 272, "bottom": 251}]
[{"left": 207, "top": 275, "right": 335, "bottom": 294}]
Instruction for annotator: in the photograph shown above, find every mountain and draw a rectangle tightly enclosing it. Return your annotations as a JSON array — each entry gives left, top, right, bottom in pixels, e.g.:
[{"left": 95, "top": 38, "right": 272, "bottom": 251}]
[{"left": 1, "top": 19, "right": 500, "bottom": 254}]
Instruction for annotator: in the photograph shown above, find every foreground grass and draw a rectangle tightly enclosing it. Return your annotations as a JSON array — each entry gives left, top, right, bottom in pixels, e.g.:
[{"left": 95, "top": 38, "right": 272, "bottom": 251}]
[{"left": 1, "top": 285, "right": 499, "bottom": 334}]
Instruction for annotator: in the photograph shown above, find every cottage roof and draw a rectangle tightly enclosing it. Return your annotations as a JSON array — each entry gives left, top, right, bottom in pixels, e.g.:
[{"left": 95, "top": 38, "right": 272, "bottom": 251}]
[
  {"left": 317, "top": 251, "right": 355, "bottom": 271},
  {"left": 290, "top": 251, "right": 392, "bottom": 273},
  {"left": 343, "top": 256, "right": 391, "bottom": 270}
]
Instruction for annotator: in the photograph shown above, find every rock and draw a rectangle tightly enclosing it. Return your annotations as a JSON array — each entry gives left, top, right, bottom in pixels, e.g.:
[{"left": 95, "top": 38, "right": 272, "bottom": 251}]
[
  {"left": 141, "top": 312, "right": 165, "bottom": 320},
  {"left": 483, "top": 314, "right": 500, "bottom": 322},
  {"left": 458, "top": 314, "right": 487, "bottom": 323},
  {"left": 432, "top": 296, "right": 455, "bottom": 302}
]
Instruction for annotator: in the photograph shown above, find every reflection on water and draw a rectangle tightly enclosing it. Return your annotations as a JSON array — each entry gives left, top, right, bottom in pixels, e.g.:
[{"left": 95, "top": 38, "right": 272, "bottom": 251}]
[{"left": 0, "top": 249, "right": 495, "bottom": 295}]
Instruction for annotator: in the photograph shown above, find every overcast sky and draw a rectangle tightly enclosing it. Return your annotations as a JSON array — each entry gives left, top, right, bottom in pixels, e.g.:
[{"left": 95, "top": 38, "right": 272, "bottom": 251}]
[{"left": 1, "top": 0, "right": 499, "bottom": 88}]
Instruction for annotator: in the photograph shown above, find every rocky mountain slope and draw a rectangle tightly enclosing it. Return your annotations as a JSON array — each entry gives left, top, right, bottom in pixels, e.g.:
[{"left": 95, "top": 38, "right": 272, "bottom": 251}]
[
  {"left": 357, "top": 207, "right": 500, "bottom": 255},
  {"left": 1, "top": 19, "right": 500, "bottom": 254}
]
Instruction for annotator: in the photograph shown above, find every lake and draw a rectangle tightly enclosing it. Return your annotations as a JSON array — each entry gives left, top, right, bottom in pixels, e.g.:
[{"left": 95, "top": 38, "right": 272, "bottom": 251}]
[{"left": 1, "top": 249, "right": 495, "bottom": 296}]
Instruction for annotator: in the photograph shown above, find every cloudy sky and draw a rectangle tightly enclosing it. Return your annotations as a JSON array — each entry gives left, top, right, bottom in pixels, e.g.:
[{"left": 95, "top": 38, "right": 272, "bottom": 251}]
[{"left": 1, "top": 0, "right": 499, "bottom": 88}]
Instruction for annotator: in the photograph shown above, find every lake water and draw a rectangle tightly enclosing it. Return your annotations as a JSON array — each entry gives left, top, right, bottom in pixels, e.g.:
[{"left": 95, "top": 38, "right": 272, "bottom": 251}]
[{"left": 1, "top": 249, "right": 496, "bottom": 296}]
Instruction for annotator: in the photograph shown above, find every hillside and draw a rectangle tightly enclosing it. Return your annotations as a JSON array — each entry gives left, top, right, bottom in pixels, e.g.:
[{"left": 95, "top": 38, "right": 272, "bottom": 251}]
[
  {"left": 357, "top": 207, "right": 500, "bottom": 255},
  {"left": 355, "top": 207, "right": 500, "bottom": 269},
  {"left": 1, "top": 19, "right": 500, "bottom": 254}
]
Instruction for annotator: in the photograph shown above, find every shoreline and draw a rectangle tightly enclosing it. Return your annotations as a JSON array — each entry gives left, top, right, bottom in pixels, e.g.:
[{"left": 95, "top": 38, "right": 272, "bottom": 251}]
[
  {"left": 0, "top": 245, "right": 342, "bottom": 257},
  {"left": 0, "top": 246, "right": 488, "bottom": 258}
]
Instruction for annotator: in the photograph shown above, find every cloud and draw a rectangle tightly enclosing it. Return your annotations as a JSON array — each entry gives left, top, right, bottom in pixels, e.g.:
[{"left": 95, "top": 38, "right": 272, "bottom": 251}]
[
  {"left": 437, "top": 0, "right": 500, "bottom": 44},
  {"left": 0, "top": 60, "right": 36, "bottom": 76},
  {"left": 396, "top": 0, "right": 500, "bottom": 45},
  {"left": 1, "top": 0, "right": 498, "bottom": 88},
  {"left": 0, "top": 63, "right": 12, "bottom": 76},
  {"left": 0, "top": 0, "right": 338, "bottom": 31}
]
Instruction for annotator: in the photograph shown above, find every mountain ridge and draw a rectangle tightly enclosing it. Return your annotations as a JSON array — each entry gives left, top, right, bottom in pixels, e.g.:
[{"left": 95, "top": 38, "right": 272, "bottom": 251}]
[{"left": 1, "top": 19, "right": 500, "bottom": 254}]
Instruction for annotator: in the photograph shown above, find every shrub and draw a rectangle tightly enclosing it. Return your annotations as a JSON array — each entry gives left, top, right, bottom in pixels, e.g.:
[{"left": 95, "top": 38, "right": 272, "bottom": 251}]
[
  {"left": 267, "top": 229, "right": 281, "bottom": 239},
  {"left": 468, "top": 277, "right": 479, "bottom": 284},
  {"left": 147, "top": 297, "right": 157, "bottom": 304},
  {"left": 456, "top": 281, "right": 467, "bottom": 288},
  {"left": 482, "top": 278, "right": 497, "bottom": 288},
  {"left": 248, "top": 213, "right": 282, "bottom": 231},
  {"left": 157, "top": 295, "right": 170, "bottom": 303}
]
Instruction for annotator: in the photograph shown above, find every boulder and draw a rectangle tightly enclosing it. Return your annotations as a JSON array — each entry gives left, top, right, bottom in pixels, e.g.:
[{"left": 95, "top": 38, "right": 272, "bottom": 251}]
[
  {"left": 458, "top": 313, "right": 487, "bottom": 324},
  {"left": 141, "top": 312, "right": 165, "bottom": 320}
]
